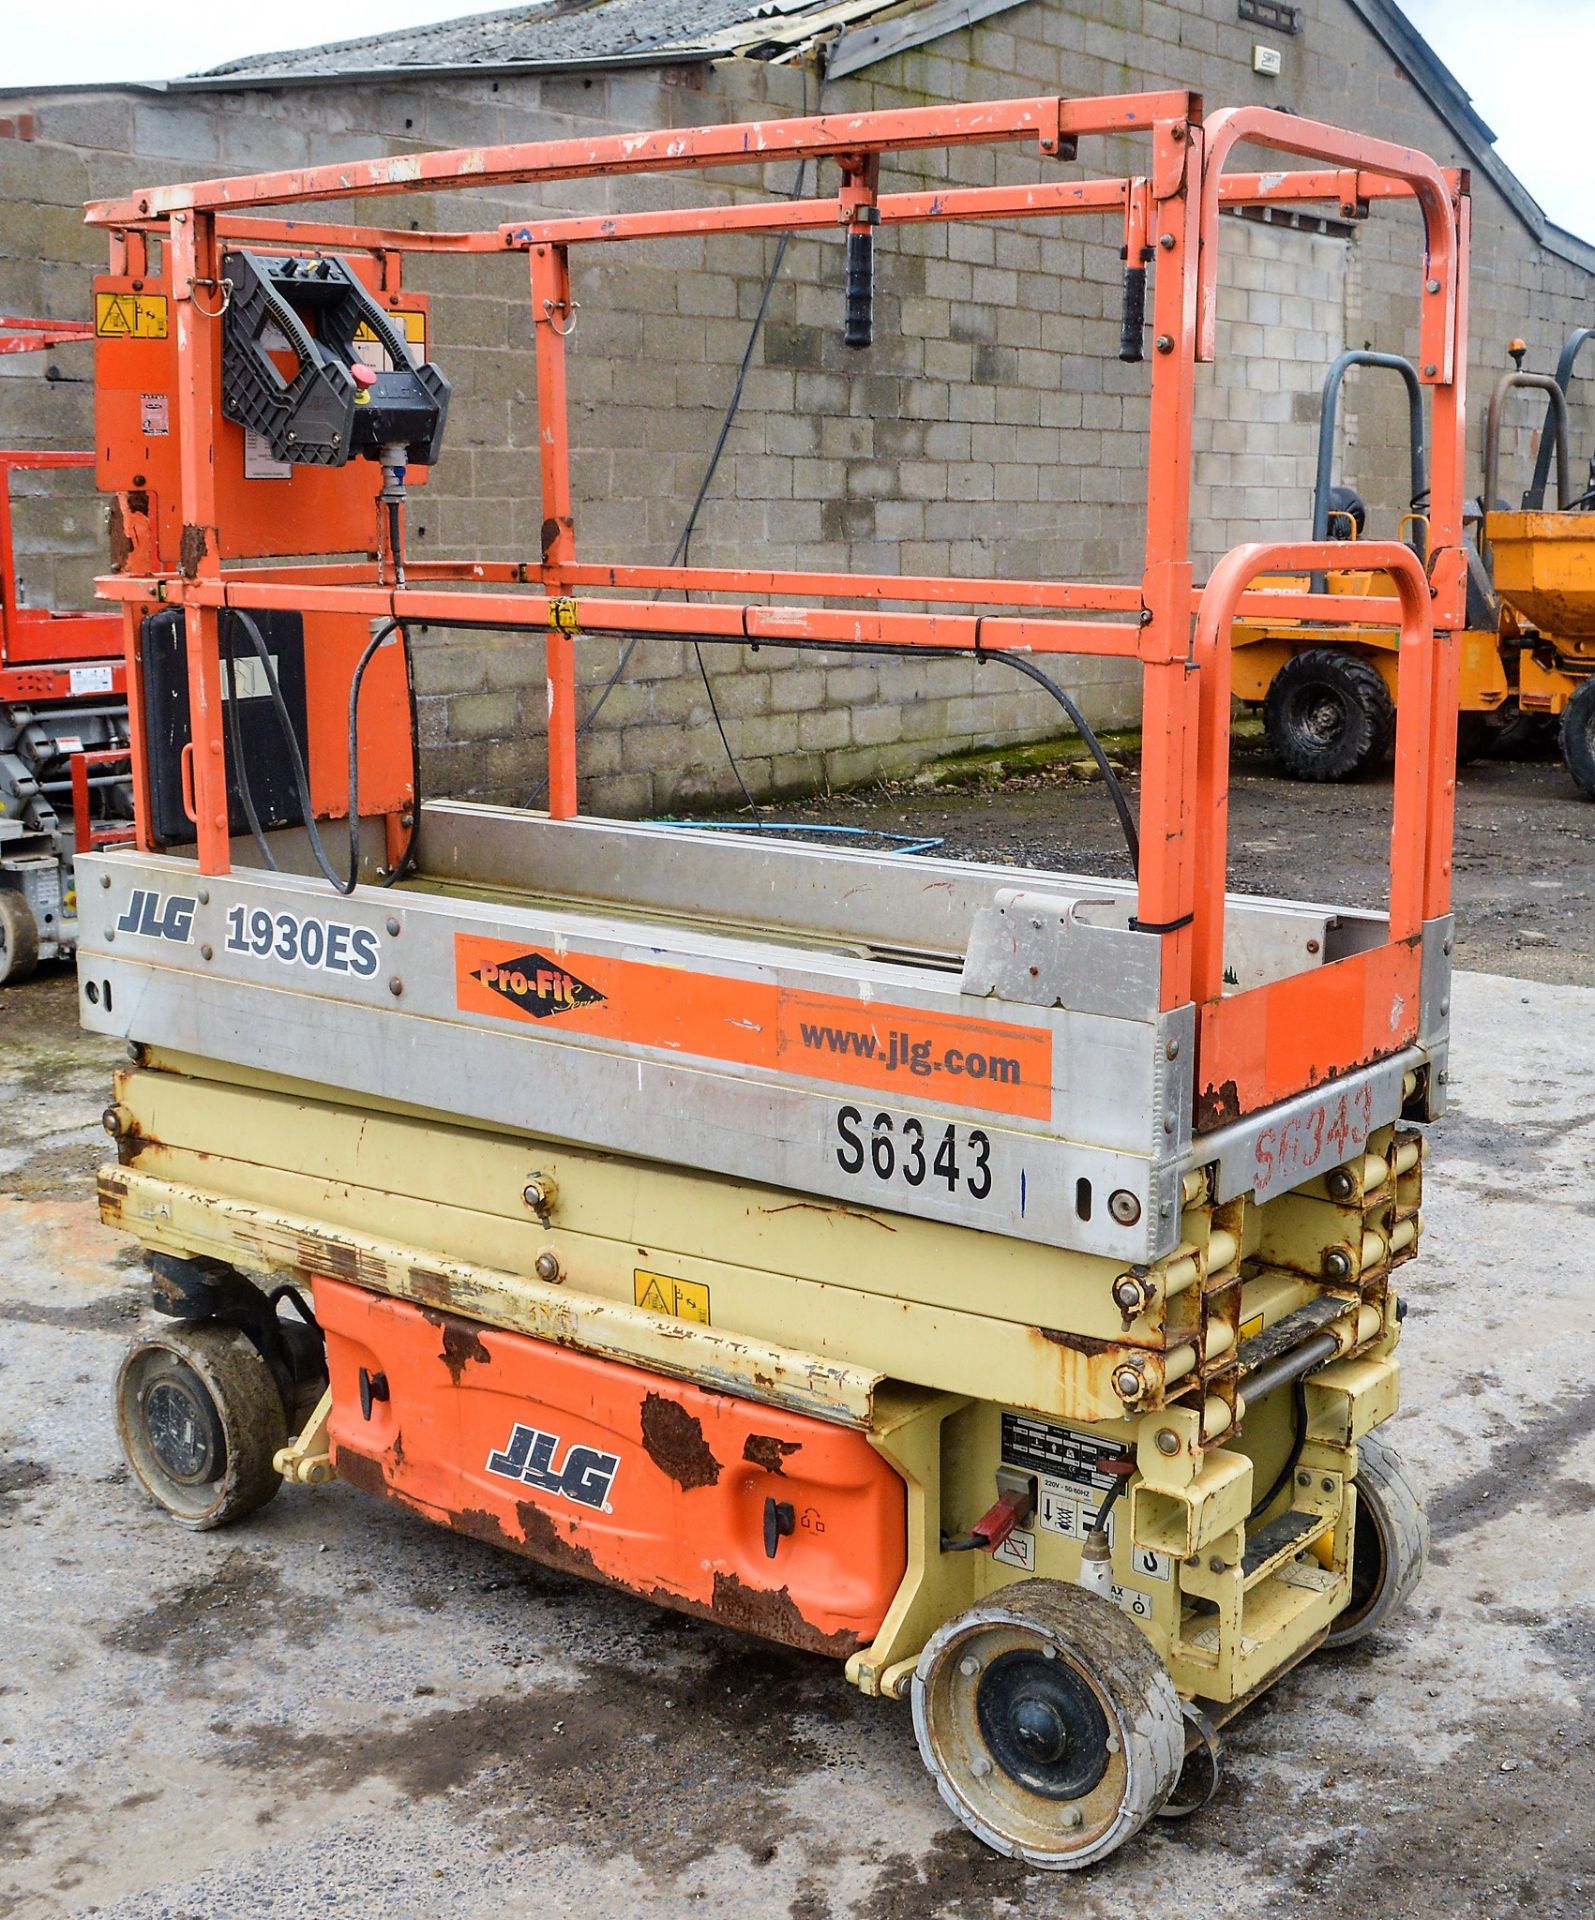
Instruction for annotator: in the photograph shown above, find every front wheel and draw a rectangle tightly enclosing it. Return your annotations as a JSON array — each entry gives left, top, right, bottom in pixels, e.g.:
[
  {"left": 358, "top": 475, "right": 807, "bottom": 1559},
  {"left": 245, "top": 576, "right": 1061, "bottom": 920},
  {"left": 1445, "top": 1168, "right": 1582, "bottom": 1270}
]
[
  {"left": 912, "top": 1578, "right": 1184, "bottom": 1868},
  {"left": 1325, "top": 1431, "right": 1428, "bottom": 1649},
  {"left": 0, "top": 888, "right": 40, "bottom": 985},
  {"left": 1263, "top": 649, "right": 1396, "bottom": 782},
  {"left": 1560, "top": 677, "right": 1595, "bottom": 799},
  {"left": 116, "top": 1322, "right": 288, "bottom": 1529}
]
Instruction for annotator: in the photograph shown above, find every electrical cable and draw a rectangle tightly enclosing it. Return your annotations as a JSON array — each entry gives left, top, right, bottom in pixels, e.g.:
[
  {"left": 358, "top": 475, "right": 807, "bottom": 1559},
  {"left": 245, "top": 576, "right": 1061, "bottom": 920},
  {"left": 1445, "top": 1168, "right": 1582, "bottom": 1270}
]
[
  {"left": 225, "top": 606, "right": 419, "bottom": 895},
  {"left": 978, "top": 651, "right": 1141, "bottom": 877},
  {"left": 220, "top": 612, "right": 279, "bottom": 873},
  {"left": 649, "top": 819, "right": 944, "bottom": 856},
  {"left": 525, "top": 57, "right": 828, "bottom": 808}
]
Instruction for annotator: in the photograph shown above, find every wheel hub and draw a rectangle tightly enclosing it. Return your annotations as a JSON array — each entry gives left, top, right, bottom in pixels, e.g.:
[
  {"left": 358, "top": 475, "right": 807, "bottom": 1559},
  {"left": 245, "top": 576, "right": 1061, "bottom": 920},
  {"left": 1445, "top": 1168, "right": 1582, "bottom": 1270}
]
[
  {"left": 1302, "top": 691, "right": 1348, "bottom": 745},
  {"left": 142, "top": 1372, "right": 223, "bottom": 1484},
  {"left": 975, "top": 1649, "right": 1110, "bottom": 1801}
]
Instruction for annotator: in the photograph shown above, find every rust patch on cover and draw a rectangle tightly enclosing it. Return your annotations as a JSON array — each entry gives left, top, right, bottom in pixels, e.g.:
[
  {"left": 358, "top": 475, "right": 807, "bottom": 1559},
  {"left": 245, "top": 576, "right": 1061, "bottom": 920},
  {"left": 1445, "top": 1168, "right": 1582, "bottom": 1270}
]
[
  {"left": 1195, "top": 1077, "right": 1242, "bottom": 1131},
  {"left": 1036, "top": 1325, "right": 1128, "bottom": 1357},
  {"left": 332, "top": 1445, "right": 389, "bottom": 1499},
  {"left": 420, "top": 1306, "right": 492, "bottom": 1385},
  {"left": 178, "top": 521, "right": 213, "bottom": 578},
  {"left": 742, "top": 1434, "right": 801, "bottom": 1476},
  {"left": 640, "top": 1392, "right": 721, "bottom": 1490},
  {"left": 709, "top": 1571, "right": 861, "bottom": 1659}
]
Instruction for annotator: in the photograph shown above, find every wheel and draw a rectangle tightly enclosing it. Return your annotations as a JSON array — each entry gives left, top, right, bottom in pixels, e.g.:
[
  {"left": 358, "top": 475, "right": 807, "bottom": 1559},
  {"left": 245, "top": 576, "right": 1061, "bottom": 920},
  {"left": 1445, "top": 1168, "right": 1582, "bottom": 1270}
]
[
  {"left": 1489, "top": 706, "right": 1559, "bottom": 761},
  {"left": 1455, "top": 712, "right": 1498, "bottom": 766},
  {"left": 1325, "top": 1431, "right": 1428, "bottom": 1649},
  {"left": 1263, "top": 649, "right": 1396, "bottom": 781},
  {"left": 911, "top": 1578, "right": 1184, "bottom": 1868},
  {"left": 0, "top": 888, "right": 39, "bottom": 985},
  {"left": 1559, "top": 678, "right": 1595, "bottom": 799},
  {"left": 115, "top": 1322, "right": 288, "bottom": 1529}
]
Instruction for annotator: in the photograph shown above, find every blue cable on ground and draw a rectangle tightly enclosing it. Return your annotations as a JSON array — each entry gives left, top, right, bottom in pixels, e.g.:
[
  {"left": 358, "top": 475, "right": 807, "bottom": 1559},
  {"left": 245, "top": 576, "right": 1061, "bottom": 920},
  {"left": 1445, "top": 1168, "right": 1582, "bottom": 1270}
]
[{"left": 648, "top": 819, "right": 944, "bottom": 856}]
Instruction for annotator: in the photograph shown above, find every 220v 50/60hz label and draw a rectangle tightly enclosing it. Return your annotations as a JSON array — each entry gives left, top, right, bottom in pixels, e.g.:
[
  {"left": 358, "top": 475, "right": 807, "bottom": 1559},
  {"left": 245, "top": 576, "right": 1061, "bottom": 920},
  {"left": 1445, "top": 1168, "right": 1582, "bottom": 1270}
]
[{"left": 225, "top": 905, "right": 381, "bottom": 977}]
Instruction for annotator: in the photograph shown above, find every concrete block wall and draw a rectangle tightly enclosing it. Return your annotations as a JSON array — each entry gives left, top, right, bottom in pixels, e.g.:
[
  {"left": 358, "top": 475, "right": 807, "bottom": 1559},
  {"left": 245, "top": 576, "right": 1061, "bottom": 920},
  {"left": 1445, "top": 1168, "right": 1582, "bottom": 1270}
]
[{"left": 3, "top": 0, "right": 1594, "bottom": 814}]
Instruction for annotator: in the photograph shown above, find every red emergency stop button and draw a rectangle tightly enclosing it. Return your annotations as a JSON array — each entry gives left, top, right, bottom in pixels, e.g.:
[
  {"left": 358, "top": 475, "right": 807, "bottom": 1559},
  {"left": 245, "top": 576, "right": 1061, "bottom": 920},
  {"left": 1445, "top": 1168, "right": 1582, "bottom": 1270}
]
[{"left": 349, "top": 362, "right": 378, "bottom": 389}]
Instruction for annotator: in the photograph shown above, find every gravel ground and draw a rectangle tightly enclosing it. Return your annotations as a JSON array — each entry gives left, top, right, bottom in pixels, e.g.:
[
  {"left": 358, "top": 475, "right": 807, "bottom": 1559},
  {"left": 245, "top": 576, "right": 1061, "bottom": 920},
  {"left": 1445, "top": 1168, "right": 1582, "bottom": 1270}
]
[
  {"left": 779, "top": 735, "right": 1595, "bottom": 987},
  {"left": 2, "top": 753, "right": 1593, "bottom": 1920}
]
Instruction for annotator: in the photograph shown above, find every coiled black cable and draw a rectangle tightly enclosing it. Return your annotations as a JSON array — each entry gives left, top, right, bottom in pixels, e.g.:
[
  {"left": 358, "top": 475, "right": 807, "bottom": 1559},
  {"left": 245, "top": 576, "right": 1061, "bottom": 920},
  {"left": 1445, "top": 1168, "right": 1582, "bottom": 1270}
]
[{"left": 223, "top": 606, "right": 419, "bottom": 894}]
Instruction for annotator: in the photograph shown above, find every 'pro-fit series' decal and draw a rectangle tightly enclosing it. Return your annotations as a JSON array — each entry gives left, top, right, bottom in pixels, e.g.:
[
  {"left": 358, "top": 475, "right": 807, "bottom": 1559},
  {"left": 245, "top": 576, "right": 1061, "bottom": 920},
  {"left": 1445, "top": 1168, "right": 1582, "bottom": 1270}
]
[{"left": 455, "top": 933, "right": 1053, "bottom": 1121}]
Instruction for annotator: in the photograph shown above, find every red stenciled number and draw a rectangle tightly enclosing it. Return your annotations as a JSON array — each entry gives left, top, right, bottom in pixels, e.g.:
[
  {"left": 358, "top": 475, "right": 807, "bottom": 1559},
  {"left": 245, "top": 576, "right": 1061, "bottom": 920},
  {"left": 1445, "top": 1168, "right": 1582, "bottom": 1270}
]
[{"left": 1255, "top": 1126, "right": 1277, "bottom": 1183}]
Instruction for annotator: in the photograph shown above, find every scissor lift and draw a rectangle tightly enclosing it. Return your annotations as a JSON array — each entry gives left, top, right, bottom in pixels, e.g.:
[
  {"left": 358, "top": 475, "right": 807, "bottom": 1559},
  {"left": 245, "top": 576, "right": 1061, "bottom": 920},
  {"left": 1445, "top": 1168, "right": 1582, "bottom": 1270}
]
[
  {"left": 82, "top": 93, "right": 1464, "bottom": 1867},
  {"left": 0, "top": 316, "right": 132, "bottom": 980}
]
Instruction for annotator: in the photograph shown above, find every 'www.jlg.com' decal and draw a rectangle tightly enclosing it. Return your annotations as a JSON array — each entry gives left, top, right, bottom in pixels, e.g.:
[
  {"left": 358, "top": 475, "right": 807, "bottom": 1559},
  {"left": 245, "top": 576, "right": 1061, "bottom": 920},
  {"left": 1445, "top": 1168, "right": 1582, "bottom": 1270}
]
[{"left": 455, "top": 933, "right": 1053, "bottom": 1120}]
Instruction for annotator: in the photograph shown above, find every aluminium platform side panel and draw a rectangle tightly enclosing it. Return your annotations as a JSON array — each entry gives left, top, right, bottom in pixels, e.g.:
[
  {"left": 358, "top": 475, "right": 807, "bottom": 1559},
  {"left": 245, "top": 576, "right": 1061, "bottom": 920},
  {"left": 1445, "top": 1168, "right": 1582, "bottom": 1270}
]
[{"left": 76, "top": 849, "right": 1193, "bottom": 1263}]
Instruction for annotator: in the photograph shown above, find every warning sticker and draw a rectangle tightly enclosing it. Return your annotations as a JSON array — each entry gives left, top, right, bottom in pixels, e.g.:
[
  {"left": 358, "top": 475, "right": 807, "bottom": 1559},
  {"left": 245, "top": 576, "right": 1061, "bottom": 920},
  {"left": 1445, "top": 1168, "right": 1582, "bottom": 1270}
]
[
  {"left": 139, "top": 392, "right": 169, "bottom": 436},
  {"left": 634, "top": 1269, "right": 710, "bottom": 1326},
  {"left": 243, "top": 429, "right": 291, "bottom": 481},
  {"left": 1001, "top": 1413, "right": 1133, "bottom": 1491},
  {"left": 354, "top": 309, "right": 426, "bottom": 372},
  {"left": 992, "top": 1528, "right": 1035, "bottom": 1571},
  {"left": 1037, "top": 1477, "right": 1118, "bottom": 1544},
  {"left": 95, "top": 292, "right": 168, "bottom": 339}
]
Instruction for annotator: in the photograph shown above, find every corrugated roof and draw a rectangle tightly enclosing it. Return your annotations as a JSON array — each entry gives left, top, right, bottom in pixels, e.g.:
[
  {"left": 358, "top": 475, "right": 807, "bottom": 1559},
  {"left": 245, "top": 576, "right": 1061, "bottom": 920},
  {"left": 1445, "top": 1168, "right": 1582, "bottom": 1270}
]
[{"left": 199, "top": 0, "right": 884, "bottom": 80}]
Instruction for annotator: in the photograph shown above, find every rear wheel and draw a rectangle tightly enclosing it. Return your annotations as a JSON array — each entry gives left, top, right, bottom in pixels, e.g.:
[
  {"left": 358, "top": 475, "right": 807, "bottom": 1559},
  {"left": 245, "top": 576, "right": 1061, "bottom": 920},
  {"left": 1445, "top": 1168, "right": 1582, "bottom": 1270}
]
[
  {"left": 1325, "top": 1432, "right": 1428, "bottom": 1649},
  {"left": 1263, "top": 650, "right": 1396, "bottom": 782},
  {"left": 116, "top": 1322, "right": 287, "bottom": 1529},
  {"left": 0, "top": 889, "right": 40, "bottom": 986},
  {"left": 912, "top": 1579, "right": 1183, "bottom": 1868},
  {"left": 1560, "top": 677, "right": 1595, "bottom": 798},
  {"left": 1455, "top": 712, "right": 1498, "bottom": 766}
]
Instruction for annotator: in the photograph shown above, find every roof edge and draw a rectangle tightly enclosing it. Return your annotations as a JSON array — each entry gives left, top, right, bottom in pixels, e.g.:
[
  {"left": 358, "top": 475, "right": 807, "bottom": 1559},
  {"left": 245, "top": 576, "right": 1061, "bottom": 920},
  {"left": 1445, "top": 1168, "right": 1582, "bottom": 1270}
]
[{"left": 1345, "top": 0, "right": 1595, "bottom": 258}]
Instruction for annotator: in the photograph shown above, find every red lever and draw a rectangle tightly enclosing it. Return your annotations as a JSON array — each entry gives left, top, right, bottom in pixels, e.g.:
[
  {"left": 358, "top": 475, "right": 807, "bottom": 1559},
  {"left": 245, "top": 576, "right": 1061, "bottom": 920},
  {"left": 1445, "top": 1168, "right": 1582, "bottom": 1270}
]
[
  {"left": 349, "top": 362, "right": 378, "bottom": 389},
  {"left": 969, "top": 1487, "right": 1031, "bottom": 1552}
]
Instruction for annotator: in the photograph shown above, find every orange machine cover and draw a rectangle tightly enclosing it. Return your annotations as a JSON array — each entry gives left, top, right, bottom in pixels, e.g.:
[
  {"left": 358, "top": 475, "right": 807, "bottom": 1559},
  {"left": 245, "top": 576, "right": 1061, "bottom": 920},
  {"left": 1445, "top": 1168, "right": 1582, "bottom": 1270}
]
[{"left": 314, "top": 1276, "right": 907, "bottom": 1658}]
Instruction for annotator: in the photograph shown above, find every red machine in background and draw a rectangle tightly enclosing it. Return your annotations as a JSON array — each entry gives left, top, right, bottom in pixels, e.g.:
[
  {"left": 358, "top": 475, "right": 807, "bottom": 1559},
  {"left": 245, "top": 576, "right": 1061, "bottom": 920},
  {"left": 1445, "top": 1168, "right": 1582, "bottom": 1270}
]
[{"left": 0, "top": 315, "right": 133, "bottom": 983}]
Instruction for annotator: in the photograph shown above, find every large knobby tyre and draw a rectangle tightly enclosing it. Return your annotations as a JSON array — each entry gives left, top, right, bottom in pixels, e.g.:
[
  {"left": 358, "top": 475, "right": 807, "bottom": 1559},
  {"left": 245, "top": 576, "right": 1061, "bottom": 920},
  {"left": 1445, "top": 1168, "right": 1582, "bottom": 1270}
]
[
  {"left": 1560, "top": 677, "right": 1595, "bottom": 799},
  {"left": 912, "top": 1578, "right": 1184, "bottom": 1869},
  {"left": 0, "top": 888, "right": 40, "bottom": 986},
  {"left": 1325, "top": 1431, "right": 1429, "bottom": 1649},
  {"left": 1263, "top": 649, "right": 1397, "bottom": 782},
  {"left": 116, "top": 1322, "right": 287, "bottom": 1530}
]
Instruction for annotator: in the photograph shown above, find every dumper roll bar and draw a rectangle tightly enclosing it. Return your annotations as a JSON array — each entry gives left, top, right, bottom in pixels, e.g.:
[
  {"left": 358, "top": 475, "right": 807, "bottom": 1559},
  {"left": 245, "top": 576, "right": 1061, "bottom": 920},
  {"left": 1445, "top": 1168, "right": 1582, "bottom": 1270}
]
[
  {"left": 1312, "top": 351, "right": 1428, "bottom": 544},
  {"left": 86, "top": 91, "right": 1469, "bottom": 1124},
  {"left": 1526, "top": 325, "right": 1595, "bottom": 511},
  {"left": 1482, "top": 371, "right": 1571, "bottom": 569}
]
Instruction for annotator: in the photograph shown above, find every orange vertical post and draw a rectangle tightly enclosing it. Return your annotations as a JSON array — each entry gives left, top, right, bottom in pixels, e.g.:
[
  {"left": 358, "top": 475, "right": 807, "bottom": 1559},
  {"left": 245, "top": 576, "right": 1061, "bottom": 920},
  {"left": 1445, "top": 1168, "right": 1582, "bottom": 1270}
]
[
  {"left": 1135, "top": 112, "right": 1202, "bottom": 1015},
  {"left": 531, "top": 242, "right": 578, "bottom": 820},
  {"left": 1421, "top": 189, "right": 1470, "bottom": 923},
  {"left": 168, "top": 209, "right": 230, "bottom": 874}
]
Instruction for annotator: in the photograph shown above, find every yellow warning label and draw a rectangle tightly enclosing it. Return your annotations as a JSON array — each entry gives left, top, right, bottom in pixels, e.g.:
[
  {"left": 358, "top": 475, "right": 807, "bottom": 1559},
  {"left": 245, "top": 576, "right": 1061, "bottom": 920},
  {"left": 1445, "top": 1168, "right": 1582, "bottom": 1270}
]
[
  {"left": 635, "top": 1269, "right": 711, "bottom": 1325},
  {"left": 1240, "top": 1312, "right": 1265, "bottom": 1342},
  {"left": 355, "top": 309, "right": 426, "bottom": 348},
  {"left": 95, "top": 292, "right": 168, "bottom": 339}
]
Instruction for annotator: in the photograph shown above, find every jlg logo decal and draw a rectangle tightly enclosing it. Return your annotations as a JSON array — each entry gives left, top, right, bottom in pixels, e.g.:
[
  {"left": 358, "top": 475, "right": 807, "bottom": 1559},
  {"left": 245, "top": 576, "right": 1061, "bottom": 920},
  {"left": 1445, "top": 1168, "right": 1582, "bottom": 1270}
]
[
  {"left": 115, "top": 888, "right": 196, "bottom": 944},
  {"left": 472, "top": 950, "right": 605, "bottom": 1020},
  {"left": 486, "top": 1422, "right": 620, "bottom": 1511}
]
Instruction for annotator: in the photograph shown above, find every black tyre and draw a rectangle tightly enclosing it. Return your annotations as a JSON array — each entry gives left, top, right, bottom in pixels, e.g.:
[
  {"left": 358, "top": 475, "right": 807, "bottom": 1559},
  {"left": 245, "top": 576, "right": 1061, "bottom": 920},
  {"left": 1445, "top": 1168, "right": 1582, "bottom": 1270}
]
[
  {"left": 1263, "top": 650, "right": 1397, "bottom": 782},
  {"left": 1560, "top": 678, "right": 1595, "bottom": 799},
  {"left": 1455, "top": 712, "right": 1498, "bottom": 767},
  {"left": 1325, "top": 1432, "right": 1428, "bottom": 1649},
  {"left": 0, "top": 888, "right": 40, "bottom": 986},
  {"left": 116, "top": 1322, "right": 287, "bottom": 1529}
]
